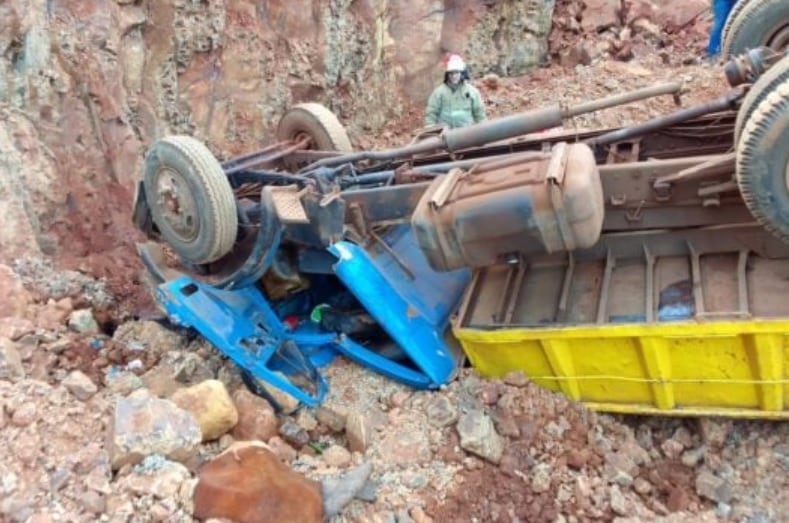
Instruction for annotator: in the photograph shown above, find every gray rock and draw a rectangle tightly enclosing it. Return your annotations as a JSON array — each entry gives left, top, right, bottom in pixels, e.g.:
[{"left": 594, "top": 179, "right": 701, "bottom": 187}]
[
  {"left": 45, "top": 338, "right": 72, "bottom": 354},
  {"left": 609, "top": 485, "right": 629, "bottom": 516},
  {"left": 108, "top": 396, "right": 202, "bottom": 469},
  {"left": 113, "top": 320, "right": 187, "bottom": 358},
  {"left": 531, "top": 463, "right": 551, "bottom": 493},
  {"left": 605, "top": 451, "right": 639, "bottom": 476},
  {"left": 695, "top": 470, "right": 732, "bottom": 503},
  {"left": 609, "top": 469, "right": 633, "bottom": 487},
  {"left": 354, "top": 479, "right": 379, "bottom": 502},
  {"left": 457, "top": 410, "right": 504, "bottom": 464},
  {"left": 0, "top": 494, "right": 35, "bottom": 523},
  {"left": 77, "top": 490, "right": 106, "bottom": 514},
  {"left": 62, "top": 370, "right": 98, "bottom": 400},
  {"left": 672, "top": 426, "right": 694, "bottom": 448},
  {"left": 0, "top": 337, "right": 24, "bottom": 381},
  {"left": 67, "top": 309, "right": 100, "bottom": 334},
  {"left": 321, "top": 462, "right": 374, "bottom": 517},
  {"left": 1, "top": 472, "right": 18, "bottom": 495},
  {"left": 681, "top": 446, "right": 706, "bottom": 467},
  {"left": 278, "top": 419, "right": 309, "bottom": 448},
  {"left": 105, "top": 370, "right": 144, "bottom": 396},
  {"left": 172, "top": 352, "right": 215, "bottom": 385},
  {"left": 699, "top": 418, "right": 731, "bottom": 448},
  {"left": 716, "top": 502, "right": 732, "bottom": 519},
  {"left": 426, "top": 396, "right": 458, "bottom": 428},
  {"left": 49, "top": 468, "right": 70, "bottom": 492}
]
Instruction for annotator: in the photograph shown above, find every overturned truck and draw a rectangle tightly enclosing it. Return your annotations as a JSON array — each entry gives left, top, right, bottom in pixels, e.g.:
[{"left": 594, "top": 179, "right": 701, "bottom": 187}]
[{"left": 133, "top": 47, "right": 789, "bottom": 419}]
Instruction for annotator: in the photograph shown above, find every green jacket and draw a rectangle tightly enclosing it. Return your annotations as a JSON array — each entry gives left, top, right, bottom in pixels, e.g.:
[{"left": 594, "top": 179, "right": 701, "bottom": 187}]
[{"left": 424, "top": 82, "right": 487, "bottom": 129}]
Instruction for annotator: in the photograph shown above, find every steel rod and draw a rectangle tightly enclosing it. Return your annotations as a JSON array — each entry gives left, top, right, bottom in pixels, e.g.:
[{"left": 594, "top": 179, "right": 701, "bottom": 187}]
[{"left": 585, "top": 87, "right": 745, "bottom": 148}]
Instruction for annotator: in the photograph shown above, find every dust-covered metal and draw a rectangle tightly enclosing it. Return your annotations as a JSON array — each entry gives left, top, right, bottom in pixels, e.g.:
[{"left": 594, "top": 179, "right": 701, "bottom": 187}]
[
  {"left": 412, "top": 143, "right": 604, "bottom": 272},
  {"left": 132, "top": 50, "right": 789, "bottom": 412}
]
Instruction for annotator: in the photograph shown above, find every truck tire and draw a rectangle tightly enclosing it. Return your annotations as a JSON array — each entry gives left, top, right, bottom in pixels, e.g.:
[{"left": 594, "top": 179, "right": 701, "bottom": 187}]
[
  {"left": 721, "top": 0, "right": 753, "bottom": 55},
  {"left": 143, "top": 136, "right": 238, "bottom": 264},
  {"left": 721, "top": 0, "right": 789, "bottom": 58},
  {"left": 735, "top": 54, "right": 789, "bottom": 141},
  {"left": 736, "top": 80, "right": 789, "bottom": 243},
  {"left": 276, "top": 103, "right": 353, "bottom": 153}
]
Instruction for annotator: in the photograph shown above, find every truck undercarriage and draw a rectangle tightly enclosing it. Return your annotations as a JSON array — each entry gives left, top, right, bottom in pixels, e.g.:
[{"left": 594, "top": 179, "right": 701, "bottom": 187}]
[{"left": 132, "top": 44, "right": 789, "bottom": 417}]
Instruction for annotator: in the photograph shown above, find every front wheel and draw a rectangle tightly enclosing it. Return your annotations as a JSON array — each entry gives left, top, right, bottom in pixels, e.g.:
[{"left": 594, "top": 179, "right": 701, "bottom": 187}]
[{"left": 142, "top": 136, "right": 238, "bottom": 264}]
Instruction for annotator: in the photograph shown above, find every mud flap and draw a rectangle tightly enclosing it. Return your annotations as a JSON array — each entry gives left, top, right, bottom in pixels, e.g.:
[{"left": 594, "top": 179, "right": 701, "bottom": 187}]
[
  {"left": 328, "top": 225, "right": 471, "bottom": 387},
  {"left": 155, "top": 276, "right": 337, "bottom": 407}
]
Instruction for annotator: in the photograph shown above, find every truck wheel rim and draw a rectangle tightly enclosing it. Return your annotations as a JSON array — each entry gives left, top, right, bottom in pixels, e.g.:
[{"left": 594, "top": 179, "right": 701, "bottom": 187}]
[{"left": 154, "top": 166, "right": 199, "bottom": 242}]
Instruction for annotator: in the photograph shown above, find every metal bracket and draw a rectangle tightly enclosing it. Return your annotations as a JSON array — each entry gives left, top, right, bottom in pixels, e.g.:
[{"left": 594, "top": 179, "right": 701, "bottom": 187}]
[
  {"left": 546, "top": 142, "right": 576, "bottom": 251},
  {"left": 268, "top": 185, "right": 310, "bottom": 224},
  {"left": 429, "top": 168, "right": 463, "bottom": 209}
]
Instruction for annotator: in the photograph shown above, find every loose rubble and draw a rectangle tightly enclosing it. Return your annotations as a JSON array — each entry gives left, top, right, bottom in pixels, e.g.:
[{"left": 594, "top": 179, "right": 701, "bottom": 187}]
[{"left": 0, "top": 260, "right": 786, "bottom": 522}]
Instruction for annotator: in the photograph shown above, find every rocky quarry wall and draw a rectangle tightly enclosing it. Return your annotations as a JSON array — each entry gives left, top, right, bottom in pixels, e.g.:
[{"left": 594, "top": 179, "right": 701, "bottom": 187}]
[
  {"left": 0, "top": 0, "right": 714, "bottom": 313},
  {"left": 0, "top": 0, "right": 555, "bottom": 270}
]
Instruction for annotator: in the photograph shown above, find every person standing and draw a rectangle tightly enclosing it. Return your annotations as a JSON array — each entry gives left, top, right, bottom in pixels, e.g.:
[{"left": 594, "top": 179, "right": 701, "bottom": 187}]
[
  {"left": 708, "top": 0, "right": 738, "bottom": 58},
  {"left": 424, "top": 54, "right": 487, "bottom": 129}
]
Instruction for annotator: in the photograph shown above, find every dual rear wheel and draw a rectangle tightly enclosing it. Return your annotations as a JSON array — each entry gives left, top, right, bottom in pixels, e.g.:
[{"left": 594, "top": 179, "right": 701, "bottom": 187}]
[{"left": 736, "top": 56, "right": 789, "bottom": 243}]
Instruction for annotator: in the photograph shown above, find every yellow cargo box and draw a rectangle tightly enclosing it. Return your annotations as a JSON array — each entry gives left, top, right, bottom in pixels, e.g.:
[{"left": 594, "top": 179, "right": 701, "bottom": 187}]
[{"left": 453, "top": 226, "right": 789, "bottom": 419}]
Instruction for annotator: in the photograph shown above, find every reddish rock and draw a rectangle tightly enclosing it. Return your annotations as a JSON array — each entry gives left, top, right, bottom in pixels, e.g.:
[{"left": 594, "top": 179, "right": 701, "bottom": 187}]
[
  {"left": 0, "top": 265, "right": 32, "bottom": 318},
  {"left": 267, "top": 437, "right": 298, "bottom": 463},
  {"left": 566, "top": 448, "right": 592, "bottom": 470},
  {"left": 193, "top": 442, "right": 324, "bottom": 523},
  {"left": 478, "top": 382, "right": 502, "bottom": 405},
  {"left": 0, "top": 317, "right": 35, "bottom": 341},
  {"left": 582, "top": 0, "right": 622, "bottom": 33},
  {"left": 34, "top": 299, "right": 73, "bottom": 330},
  {"left": 652, "top": 0, "right": 708, "bottom": 30},
  {"left": 667, "top": 485, "right": 691, "bottom": 512},
  {"left": 321, "top": 445, "right": 352, "bottom": 468},
  {"left": 622, "top": 0, "right": 657, "bottom": 26},
  {"left": 560, "top": 42, "right": 593, "bottom": 67},
  {"left": 231, "top": 388, "right": 279, "bottom": 442}
]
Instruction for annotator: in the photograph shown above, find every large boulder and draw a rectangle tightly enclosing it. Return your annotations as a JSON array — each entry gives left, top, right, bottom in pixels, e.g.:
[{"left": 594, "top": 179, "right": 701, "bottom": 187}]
[
  {"left": 193, "top": 441, "right": 324, "bottom": 523},
  {"left": 108, "top": 395, "right": 202, "bottom": 469}
]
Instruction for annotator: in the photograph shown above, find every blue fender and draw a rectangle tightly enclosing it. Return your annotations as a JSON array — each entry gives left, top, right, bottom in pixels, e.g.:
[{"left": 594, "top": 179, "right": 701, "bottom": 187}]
[{"left": 328, "top": 225, "right": 471, "bottom": 386}]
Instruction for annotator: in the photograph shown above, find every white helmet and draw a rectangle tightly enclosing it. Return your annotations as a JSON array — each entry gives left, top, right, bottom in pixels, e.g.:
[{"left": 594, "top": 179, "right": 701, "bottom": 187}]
[{"left": 446, "top": 54, "right": 466, "bottom": 72}]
